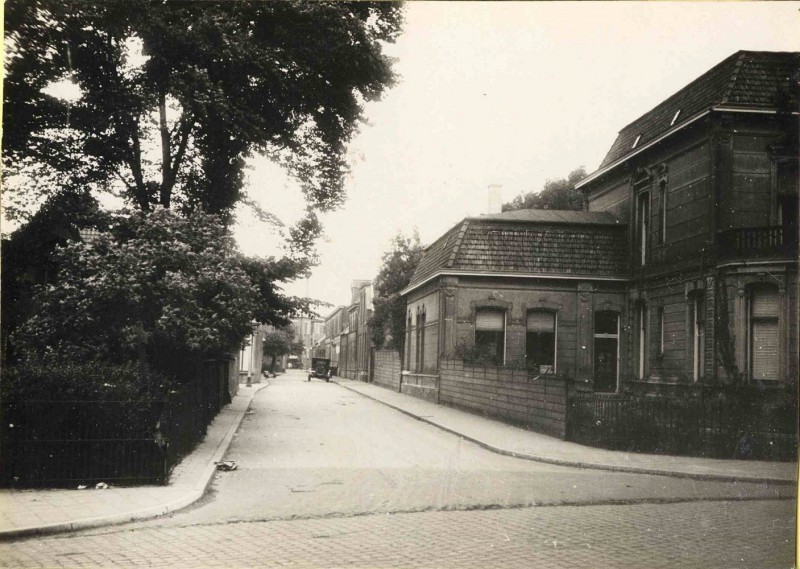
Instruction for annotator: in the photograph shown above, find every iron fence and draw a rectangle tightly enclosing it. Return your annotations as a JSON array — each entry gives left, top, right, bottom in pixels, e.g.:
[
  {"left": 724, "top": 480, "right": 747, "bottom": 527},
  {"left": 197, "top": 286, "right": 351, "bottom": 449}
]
[
  {"left": 566, "top": 391, "right": 797, "bottom": 461},
  {"left": 0, "top": 358, "right": 233, "bottom": 487}
]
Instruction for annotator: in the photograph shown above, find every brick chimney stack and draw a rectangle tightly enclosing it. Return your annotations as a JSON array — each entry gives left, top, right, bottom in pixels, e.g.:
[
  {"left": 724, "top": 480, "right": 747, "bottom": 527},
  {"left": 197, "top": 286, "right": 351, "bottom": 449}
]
[{"left": 487, "top": 184, "right": 503, "bottom": 214}]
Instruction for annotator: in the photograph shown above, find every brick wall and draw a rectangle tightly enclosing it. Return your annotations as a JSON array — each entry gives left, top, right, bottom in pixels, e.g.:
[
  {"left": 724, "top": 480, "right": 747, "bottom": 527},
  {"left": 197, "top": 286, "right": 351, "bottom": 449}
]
[
  {"left": 438, "top": 359, "right": 568, "bottom": 439},
  {"left": 373, "top": 349, "right": 401, "bottom": 391}
]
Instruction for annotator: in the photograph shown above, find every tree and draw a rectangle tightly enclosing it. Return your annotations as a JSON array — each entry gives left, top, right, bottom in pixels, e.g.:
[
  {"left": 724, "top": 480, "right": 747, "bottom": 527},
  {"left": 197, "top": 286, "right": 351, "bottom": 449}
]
[
  {"left": 369, "top": 230, "right": 425, "bottom": 352},
  {"left": 262, "top": 326, "right": 304, "bottom": 373},
  {"left": 13, "top": 208, "right": 312, "bottom": 377},
  {"left": 1, "top": 191, "right": 110, "bottom": 362},
  {"left": 502, "top": 168, "right": 587, "bottom": 212},
  {"left": 3, "top": 1, "right": 404, "bottom": 227}
]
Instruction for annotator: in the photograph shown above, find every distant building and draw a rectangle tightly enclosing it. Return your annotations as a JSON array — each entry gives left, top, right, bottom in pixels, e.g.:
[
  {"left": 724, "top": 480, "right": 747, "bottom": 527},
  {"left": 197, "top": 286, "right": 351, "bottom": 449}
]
[{"left": 291, "top": 317, "right": 325, "bottom": 368}]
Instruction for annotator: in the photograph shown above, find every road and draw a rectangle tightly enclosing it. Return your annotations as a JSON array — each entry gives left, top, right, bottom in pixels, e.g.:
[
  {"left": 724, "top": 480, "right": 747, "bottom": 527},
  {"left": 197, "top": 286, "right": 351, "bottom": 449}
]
[{"left": 1, "top": 370, "right": 796, "bottom": 568}]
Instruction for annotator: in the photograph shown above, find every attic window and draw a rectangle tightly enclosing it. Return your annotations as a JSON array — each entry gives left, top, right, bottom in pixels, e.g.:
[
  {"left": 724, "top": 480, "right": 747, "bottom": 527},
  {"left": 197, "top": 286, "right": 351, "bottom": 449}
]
[
  {"left": 670, "top": 109, "right": 682, "bottom": 126},
  {"left": 632, "top": 134, "right": 642, "bottom": 149}
]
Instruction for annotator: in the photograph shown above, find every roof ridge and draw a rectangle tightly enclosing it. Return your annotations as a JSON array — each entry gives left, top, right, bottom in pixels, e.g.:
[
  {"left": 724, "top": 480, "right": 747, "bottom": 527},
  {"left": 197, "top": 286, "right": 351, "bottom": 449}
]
[
  {"left": 720, "top": 51, "right": 747, "bottom": 105},
  {"left": 446, "top": 219, "right": 470, "bottom": 268}
]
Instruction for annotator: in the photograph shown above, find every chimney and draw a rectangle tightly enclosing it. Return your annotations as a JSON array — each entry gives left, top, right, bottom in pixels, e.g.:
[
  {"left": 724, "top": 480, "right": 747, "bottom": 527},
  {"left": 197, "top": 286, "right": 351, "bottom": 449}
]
[{"left": 487, "top": 184, "right": 503, "bottom": 214}]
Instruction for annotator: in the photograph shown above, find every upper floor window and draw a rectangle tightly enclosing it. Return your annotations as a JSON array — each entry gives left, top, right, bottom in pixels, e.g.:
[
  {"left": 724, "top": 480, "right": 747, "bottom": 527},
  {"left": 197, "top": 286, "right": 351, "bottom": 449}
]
[
  {"left": 670, "top": 109, "right": 681, "bottom": 126},
  {"left": 636, "top": 191, "right": 650, "bottom": 266},
  {"left": 659, "top": 181, "right": 667, "bottom": 244},
  {"left": 632, "top": 134, "right": 642, "bottom": 149},
  {"left": 475, "top": 308, "right": 505, "bottom": 365},
  {"left": 526, "top": 310, "right": 556, "bottom": 374}
]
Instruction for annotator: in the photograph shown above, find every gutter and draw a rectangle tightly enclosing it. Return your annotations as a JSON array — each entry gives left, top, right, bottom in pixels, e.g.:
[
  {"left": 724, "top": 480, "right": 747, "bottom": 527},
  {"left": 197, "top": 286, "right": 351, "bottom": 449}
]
[
  {"left": 576, "top": 106, "right": 800, "bottom": 190},
  {"left": 400, "top": 270, "right": 627, "bottom": 297}
]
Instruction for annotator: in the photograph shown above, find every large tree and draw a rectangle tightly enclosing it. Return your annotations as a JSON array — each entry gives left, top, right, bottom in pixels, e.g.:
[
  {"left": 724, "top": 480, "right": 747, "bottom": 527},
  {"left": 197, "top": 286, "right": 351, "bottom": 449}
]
[
  {"left": 3, "top": 1, "right": 403, "bottom": 226},
  {"left": 13, "top": 208, "right": 311, "bottom": 372},
  {"left": 369, "top": 230, "right": 425, "bottom": 352},
  {"left": 502, "top": 167, "right": 587, "bottom": 212}
]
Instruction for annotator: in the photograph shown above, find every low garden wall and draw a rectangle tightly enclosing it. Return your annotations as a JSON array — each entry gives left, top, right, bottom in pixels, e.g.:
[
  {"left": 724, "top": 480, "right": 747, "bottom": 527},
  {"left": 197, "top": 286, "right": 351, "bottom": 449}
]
[
  {"left": 372, "top": 349, "right": 401, "bottom": 391},
  {"left": 438, "top": 359, "right": 568, "bottom": 439}
]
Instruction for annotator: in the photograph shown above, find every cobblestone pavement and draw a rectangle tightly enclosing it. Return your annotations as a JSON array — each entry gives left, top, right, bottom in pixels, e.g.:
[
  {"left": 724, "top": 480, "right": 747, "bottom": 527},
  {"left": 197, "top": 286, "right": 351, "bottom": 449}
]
[{"left": 1, "top": 499, "right": 794, "bottom": 568}]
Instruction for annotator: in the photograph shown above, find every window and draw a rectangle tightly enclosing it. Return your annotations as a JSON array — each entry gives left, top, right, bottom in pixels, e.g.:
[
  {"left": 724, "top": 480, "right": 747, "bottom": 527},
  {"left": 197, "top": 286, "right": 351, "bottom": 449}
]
[
  {"left": 594, "top": 311, "right": 619, "bottom": 392},
  {"left": 416, "top": 308, "right": 426, "bottom": 373},
  {"left": 670, "top": 109, "right": 681, "bottom": 126},
  {"left": 405, "top": 313, "right": 412, "bottom": 371},
  {"left": 637, "top": 303, "right": 648, "bottom": 380},
  {"left": 475, "top": 308, "right": 505, "bottom": 365},
  {"left": 636, "top": 191, "right": 650, "bottom": 266},
  {"left": 659, "top": 181, "right": 667, "bottom": 244},
  {"left": 526, "top": 310, "right": 556, "bottom": 374},
  {"left": 657, "top": 306, "right": 665, "bottom": 356},
  {"left": 749, "top": 286, "right": 779, "bottom": 381},
  {"left": 632, "top": 134, "right": 642, "bottom": 149},
  {"left": 688, "top": 292, "right": 705, "bottom": 382}
]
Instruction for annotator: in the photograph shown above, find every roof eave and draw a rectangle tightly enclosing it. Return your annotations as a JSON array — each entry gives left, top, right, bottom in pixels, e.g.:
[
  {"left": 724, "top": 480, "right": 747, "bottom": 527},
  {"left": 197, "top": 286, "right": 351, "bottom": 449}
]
[
  {"left": 401, "top": 269, "right": 628, "bottom": 297},
  {"left": 578, "top": 105, "right": 800, "bottom": 191}
]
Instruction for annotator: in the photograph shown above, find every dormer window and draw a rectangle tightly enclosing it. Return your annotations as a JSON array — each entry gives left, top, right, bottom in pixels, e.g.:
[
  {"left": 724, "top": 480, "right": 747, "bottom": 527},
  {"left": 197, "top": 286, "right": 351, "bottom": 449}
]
[
  {"left": 632, "top": 134, "right": 642, "bottom": 149},
  {"left": 670, "top": 109, "right": 682, "bottom": 126}
]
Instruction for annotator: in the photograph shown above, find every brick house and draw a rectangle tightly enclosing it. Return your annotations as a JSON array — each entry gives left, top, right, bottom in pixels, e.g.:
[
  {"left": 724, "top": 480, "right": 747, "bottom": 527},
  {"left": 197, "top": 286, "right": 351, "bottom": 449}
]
[
  {"left": 577, "top": 50, "right": 798, "bottom": 394},
  {"left": 395, "top": 51, "right": 798, "bottom": 437},
  {"left": 400, "top": 210, "right": 629, "bottom": 404}
]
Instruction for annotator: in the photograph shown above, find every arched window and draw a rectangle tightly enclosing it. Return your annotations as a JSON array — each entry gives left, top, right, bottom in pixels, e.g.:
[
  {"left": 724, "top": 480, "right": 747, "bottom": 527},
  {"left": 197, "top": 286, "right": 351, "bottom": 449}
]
[
  {"left": 636, "top": 191, "right": 650, "bottom": 266},
  {"left": 526, "top": 310, "right": 556, "bottom": 373},
  {"left": 405, "top": 313, "right": 412, "bottom": 371},
  {"left": 416, "top": 307, "right": 426, "bottom": 373},
  {"left": 475, "top": 308, "right": 505, "bottom": 365},
  {"left": 749, "top": 286, "right": 779, "bottom": 381}
]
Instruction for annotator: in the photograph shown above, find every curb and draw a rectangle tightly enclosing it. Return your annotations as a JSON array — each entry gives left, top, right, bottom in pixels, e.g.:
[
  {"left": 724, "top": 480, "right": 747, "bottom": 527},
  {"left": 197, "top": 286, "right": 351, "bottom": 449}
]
[
  {"left": 0, "top": 382, "right": 270, "bottom": 541},
  {"left": 334, "top": 382, "right": 796, "bottom": 487}
]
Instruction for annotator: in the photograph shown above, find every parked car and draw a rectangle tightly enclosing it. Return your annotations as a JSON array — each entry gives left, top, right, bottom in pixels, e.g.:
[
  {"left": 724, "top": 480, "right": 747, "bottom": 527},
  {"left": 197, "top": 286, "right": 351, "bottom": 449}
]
[{"left": 308, "top": 357, "right": 332, "bottom": 382}]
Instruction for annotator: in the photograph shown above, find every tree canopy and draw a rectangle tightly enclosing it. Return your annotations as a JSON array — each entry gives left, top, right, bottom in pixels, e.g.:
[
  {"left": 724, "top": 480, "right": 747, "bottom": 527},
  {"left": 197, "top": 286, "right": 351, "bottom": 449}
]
[
  {"left": 502, "top": 168, "right": 587, "bottom": 212},
  {"left": 3, "top": 0, "right": 403, "bottom": 227},
  {"left": 14, "top": 208, "right": 312, "bottom": 370},
  {"left": 369, "top": 230, "right": 425, "bottom": 351}
]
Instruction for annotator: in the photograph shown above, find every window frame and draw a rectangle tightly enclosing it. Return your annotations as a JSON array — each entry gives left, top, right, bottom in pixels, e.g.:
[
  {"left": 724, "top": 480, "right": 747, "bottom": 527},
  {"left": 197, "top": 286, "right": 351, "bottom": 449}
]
[
  {"left": 475, "top": 308, "right": 506, "bottom": 366},
  {"left": 526, "top": 309, "right": 558, "bottom": 374}
]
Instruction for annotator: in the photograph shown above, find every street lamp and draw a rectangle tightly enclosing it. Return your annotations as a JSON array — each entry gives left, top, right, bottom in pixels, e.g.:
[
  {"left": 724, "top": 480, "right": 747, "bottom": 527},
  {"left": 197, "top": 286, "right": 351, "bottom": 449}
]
[{"left": 246, "top": 319, "right": 259, "bottom": 387}]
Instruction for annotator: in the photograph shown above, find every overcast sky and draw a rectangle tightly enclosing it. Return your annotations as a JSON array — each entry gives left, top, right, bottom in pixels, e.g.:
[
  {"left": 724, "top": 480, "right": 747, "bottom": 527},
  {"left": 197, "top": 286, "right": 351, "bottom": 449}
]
[{"left": 240, "top": 1, "right": 799, "bottom": 313}]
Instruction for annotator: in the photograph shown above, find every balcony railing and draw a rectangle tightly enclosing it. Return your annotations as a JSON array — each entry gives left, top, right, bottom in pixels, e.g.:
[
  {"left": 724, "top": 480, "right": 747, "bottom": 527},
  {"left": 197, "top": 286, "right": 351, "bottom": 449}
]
[{"left": 717, "top": 225, "right": 798, "bottom": 259}]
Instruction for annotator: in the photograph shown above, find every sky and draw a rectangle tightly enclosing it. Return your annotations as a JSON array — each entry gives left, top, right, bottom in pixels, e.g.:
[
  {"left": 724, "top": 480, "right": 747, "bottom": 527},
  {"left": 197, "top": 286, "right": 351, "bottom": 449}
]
[{"left": 235, "top": 1, "right": 800, "bottom": 313}]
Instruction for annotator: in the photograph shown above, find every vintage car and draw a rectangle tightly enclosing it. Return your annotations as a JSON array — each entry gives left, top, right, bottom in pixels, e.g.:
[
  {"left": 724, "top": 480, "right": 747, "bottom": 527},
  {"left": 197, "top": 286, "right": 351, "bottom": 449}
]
[{"left": 307, "top": 357, "right": 332, "bottom": 382}]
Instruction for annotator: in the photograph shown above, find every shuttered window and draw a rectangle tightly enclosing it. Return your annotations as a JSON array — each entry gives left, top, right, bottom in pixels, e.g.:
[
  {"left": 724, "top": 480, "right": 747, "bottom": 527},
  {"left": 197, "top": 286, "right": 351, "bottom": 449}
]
[
  {"left": 750, "top": 288, "right": 780, "bottom": 381},
  {"left": 476, "top": 310, "right": 505, "bottom": 331},
  {"left": 527, "top": 310, "right": 556, "bottom": 373},
  {"left": 527, "top": 310, "right": 555, "bottom": 332},
  {"left": 476, "top": 309, "right": 505, "bottom": 365}
]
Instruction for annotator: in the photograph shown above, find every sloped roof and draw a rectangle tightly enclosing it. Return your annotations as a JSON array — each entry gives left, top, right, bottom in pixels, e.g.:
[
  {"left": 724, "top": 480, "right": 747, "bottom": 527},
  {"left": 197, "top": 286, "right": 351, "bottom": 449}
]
[
  {"left": 597, "top": 51, "right": 800, "bottom": 170},
  {"left": 405, "top": 211, "right": 627, "bottom": 293}
]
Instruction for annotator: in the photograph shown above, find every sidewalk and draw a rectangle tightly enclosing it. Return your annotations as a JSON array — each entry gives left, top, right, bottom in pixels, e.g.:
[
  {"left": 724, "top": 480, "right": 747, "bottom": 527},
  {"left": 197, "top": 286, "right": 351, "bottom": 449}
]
[
  {"left": 335, "top": 379, "right": 798, "bottom": 486},
  {"left": 0, "top": 382, "right": 269, "bottom": 540}
]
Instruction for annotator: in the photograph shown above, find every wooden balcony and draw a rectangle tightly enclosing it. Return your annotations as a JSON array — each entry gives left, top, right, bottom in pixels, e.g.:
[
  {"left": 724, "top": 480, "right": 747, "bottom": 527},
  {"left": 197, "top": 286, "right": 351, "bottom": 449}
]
[{"left": 717, "top": 225, "right": 798, "bottom": 260}]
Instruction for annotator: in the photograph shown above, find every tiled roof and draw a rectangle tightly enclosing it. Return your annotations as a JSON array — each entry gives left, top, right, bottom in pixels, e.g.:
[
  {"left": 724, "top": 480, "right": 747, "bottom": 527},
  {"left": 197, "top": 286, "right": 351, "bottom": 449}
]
[
  {"left": 598, "top": 51, "right": 800, "bottom": 169},
  {"left": 405, "top": 211, "right": 627, "bottom": 293},
  {"left": 472, "top": 210, "right": 621, "bottom": 225}
]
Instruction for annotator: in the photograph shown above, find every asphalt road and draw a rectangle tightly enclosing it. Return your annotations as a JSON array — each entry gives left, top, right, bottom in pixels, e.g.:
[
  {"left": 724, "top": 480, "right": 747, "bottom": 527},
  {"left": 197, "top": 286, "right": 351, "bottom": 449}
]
[{"left": 1, "top": 370, "right": 795, "bottom": 568}]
